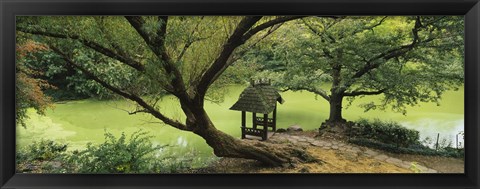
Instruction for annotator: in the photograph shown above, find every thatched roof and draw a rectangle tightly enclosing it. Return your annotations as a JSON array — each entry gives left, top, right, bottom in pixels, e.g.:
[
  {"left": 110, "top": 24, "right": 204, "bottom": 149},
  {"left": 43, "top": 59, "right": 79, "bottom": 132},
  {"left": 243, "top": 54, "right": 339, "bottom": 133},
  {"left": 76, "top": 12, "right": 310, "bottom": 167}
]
[{"left": 230, "top": 82, "right": 284, "bottom": 114}]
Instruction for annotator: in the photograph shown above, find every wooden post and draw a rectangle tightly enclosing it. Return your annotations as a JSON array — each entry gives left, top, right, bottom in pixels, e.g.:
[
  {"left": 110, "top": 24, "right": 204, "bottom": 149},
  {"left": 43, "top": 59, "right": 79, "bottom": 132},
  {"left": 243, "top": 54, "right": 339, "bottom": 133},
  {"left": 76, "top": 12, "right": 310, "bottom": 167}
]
[
  {"left": 263, "top": 113, "right": 268, "bottom": 140},
  {"left": 435, "top": 133, "right": 440, "bottom": 151},
  {"left": 273, "top": 104, "right": 277, "bottom": 132},
  {"left": 252, "top": 112, "right": 257, "bottom": 129},
  {"left": 456, "top": 134, "right": 459, "bottom": 149},
  {"left": 241, "top": 111, "right": 246, "bottom": 139}
]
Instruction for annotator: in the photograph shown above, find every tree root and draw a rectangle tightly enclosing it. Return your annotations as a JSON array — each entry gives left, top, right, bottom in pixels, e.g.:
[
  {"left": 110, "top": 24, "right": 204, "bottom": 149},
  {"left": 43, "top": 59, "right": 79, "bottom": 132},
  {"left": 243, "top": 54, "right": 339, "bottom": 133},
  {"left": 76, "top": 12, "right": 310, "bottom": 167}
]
[
  {"left": 241, "top": 140, "right": 323, "bottom": 167},
  {"left": 198, "top": 126, "right": 323, "bottom": 167}
]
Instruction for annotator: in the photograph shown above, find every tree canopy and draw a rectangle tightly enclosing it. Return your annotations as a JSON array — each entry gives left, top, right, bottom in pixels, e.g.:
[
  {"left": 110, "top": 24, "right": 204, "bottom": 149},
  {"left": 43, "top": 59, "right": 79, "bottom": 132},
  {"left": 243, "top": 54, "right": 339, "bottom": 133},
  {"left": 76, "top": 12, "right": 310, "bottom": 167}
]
[
  {"left": 16, "top": 16, "right": 464, "bottom": 166},
  {"left": 17, "top": 16, "right": 313, "bottom": 166},
  {"left": 247, "top": 16, "right": 463, "bottom": 123},
  {"left": 16, "top": 40, "right": 54, "bottom": 127}
]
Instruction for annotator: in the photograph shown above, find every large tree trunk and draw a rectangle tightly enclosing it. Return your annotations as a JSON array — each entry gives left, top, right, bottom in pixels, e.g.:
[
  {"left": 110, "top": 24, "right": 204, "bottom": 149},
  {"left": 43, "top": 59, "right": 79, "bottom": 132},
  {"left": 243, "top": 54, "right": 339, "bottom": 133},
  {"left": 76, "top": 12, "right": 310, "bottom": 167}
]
[
  {"left": 181, "top": 101, "right": 316, "bottom": 167},
  {"left": 328, "top": 92, "right": 346, "bottom": 123},
  {"left": 327, "top": 62, "right": 347, "bottom": 124},
  {"left": 197, "top": 126, "right": 306, "bottom": 167}
]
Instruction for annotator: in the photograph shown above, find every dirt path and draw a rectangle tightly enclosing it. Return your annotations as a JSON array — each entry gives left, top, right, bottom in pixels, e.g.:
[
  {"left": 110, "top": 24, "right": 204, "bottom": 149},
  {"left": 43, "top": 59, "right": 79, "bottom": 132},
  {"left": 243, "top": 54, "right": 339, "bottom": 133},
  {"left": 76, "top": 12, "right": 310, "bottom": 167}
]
[
  {"left": 270, "top": 132, "right": 439, "bottom": 173},
  {"left": 195, "top": 131, "right": 463, "bottom": 173},
  {"left": 385, "top": 152, "right": 464, "bottom": 173}
]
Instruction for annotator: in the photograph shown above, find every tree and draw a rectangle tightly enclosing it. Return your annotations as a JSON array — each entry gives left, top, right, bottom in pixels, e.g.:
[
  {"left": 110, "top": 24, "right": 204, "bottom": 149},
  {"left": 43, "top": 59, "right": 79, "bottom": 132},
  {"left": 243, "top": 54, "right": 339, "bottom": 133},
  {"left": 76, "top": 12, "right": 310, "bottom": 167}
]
[
  {"left": 251, "top": 16, "right": 464, "bottom": 125},
  {"left": 16, "top": 16, "right": 313, "bottom": 166},
  {"left": 16, "top": 40, "right": 54, "bottom": 127}
]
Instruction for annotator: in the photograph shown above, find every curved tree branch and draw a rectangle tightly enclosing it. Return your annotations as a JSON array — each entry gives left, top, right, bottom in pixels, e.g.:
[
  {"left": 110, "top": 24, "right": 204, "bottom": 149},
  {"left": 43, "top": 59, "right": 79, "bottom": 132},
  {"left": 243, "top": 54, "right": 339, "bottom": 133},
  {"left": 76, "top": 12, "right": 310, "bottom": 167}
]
[
  {"left": 351, "top": 16, "right": 425, "bottom": 80},
  {"left": 49, "top": 45, "right": 188, "bottom": 131},
  {"left": 241, "top": 16, "right": 306, "bottom": 42},
  {"left": 124, "top": 16, "right": 168, "bottom": 51},
  {"left": 196, "top": 16, "right": 306, "bottom": 103},
  {"left": 282, "top": 86, "right": 331, "bottom": 101},
  {"left": 195, "top": 16, "right": 262, "bottom": 102},
  {"left": 17, "top": 27, "right": 145, "bottom": 71},
  {"left": 176, "top": 16, "right": 206, "bottom": 62},
  {"left": 344, "top": 89, "right": 386, "bottom": 97},
  {"left": 124, "top": 16, "right": 189, "bottom": 100}
]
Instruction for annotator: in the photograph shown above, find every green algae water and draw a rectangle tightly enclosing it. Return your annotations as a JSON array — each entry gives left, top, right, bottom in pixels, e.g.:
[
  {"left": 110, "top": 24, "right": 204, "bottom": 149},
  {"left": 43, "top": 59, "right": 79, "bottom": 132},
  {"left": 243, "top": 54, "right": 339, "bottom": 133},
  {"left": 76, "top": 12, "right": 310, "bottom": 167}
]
[{"left": 17, "top": 85, "right": 464, "bottom": 166}]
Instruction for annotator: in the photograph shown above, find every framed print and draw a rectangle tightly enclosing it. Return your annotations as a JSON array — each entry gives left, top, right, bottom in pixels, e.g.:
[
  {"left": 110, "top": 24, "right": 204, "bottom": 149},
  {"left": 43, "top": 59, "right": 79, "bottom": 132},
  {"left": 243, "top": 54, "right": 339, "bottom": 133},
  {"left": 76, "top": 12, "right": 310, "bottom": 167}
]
[{"left": 1, "top": 0, "right": 479, "bottom": 188}]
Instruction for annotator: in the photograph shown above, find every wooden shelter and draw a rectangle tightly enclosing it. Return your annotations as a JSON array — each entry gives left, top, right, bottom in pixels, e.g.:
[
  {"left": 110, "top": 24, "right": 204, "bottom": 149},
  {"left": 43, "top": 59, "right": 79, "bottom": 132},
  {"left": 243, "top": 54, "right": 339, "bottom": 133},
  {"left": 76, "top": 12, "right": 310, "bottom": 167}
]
[{"left": 230, "top": 79, "right": 284, "bottom": 140}]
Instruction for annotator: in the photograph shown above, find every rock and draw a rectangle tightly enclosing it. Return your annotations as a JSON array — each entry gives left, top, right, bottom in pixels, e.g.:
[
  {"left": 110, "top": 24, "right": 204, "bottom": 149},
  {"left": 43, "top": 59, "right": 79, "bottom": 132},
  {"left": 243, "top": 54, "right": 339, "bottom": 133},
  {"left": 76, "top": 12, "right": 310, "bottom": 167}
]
[
  {"left": 385, "top": 157, "right": 403, "bottom": 165},
  {"left": 276, "top": 128, "right": 287, "bottom": 133},
  {"left": 287, "top": 125, "right": 303, "bottom": 132},
  {"left": 350, "top": 147, "right": 361, "bottom": 153},
  {"left": 399, "top": 161, "right": 412, "bottom": 169},
  {"left": 364, "top": 149, "right": 379, "bottom": 157},
  {"left": 310, "top": 141, "right": 323, "bottom": 146},
  {"left": 306, "top": 138, "right": 315, "bottom": 142},
  {"left": 374, "top": 154, "right": 389, "bottom": 161},
  {"left": 330, "top": 126, "right": 344, "bottom": 133},
  {"left": 290, "top": 135, "right": 301, "bottom": 139}
]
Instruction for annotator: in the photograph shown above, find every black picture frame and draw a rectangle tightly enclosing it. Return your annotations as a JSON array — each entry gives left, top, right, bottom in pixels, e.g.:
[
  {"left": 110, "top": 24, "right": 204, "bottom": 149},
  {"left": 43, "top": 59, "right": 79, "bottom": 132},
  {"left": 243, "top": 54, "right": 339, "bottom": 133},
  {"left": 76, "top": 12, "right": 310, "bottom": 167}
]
[{"left": 1, "top": 0, "right": 479, "bottom": 188}]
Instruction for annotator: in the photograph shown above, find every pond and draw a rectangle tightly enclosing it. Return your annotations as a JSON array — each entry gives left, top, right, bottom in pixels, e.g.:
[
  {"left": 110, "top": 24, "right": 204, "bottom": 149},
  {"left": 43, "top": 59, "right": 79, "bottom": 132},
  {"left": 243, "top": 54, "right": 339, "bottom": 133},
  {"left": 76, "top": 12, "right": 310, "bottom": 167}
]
[{"left": 17, "top": 85, "right": 464, "bottom": 167}]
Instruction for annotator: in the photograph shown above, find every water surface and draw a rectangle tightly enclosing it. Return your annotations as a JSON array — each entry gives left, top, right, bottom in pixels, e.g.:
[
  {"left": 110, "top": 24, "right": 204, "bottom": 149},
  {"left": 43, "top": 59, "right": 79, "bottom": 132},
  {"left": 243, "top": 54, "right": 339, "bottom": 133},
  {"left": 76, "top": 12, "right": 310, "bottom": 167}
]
[{"left": 17, "top": 85, "right": 464, "bottom": 164}]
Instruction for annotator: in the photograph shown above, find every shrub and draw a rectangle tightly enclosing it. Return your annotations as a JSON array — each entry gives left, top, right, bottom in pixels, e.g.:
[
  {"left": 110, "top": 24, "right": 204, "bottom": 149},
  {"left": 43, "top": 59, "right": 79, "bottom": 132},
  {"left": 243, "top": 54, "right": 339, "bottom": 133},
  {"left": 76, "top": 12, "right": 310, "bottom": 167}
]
[
  {"left": 67, "top": 130, "right": 165, "bottom": 173},
  {"left": 17, "top": 130, "right": 203, "bottom": 173},
  {"left": 16, "top": 139, "right": 68, "bottom": 173},
  {"left": 17, "top": 139, "right": 68, "bottom": 162},
  {"left": 348, "top": 118, "right": 419, "bottom": 148},
  {"left": 150, "top": 151, "right": 196, "bottom": 173},
  {"left": 349, "top": 138, "right": 464, "bottom": 158}
]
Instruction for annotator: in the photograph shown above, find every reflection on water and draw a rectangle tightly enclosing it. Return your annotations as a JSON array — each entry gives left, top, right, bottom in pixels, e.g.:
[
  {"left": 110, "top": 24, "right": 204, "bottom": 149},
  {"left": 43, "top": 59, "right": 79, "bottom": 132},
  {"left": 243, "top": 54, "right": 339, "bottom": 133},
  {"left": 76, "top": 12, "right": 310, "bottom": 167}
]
[{"left": 402, "top": 119, "right": 464, "bottom": 148}]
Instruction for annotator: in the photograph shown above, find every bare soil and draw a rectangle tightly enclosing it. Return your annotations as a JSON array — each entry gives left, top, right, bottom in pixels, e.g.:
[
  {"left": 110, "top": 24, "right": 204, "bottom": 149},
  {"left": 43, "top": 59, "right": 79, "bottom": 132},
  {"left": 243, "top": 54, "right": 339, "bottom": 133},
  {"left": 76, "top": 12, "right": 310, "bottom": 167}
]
[
  {"left": 385, "top": 152, "right": 464, "bottom": 173},
  {"left": 193, "top": 147, "right": 411, "bottom": 173},
  {"left": 192, "top": 130, "right": 464, "bottom": 174}
]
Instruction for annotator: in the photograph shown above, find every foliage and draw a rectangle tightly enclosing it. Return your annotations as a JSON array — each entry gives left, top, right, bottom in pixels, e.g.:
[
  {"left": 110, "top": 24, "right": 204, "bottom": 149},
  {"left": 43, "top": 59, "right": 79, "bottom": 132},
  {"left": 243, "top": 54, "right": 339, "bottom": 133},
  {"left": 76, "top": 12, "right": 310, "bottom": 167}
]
[
  {"left": 20, "top": 42, "right": 142, "bottom": 100},
  {"left": 17, "top": 139, "right": 68, "bottom": 162},
  {"left": 17, "top": 16, "right": 464, "bottom": 165},
  {"left": 205, "top": 60, "right": 261, "bottom": 103},
  {"left": 249, "top": 16, "right": 464, "bottom": 121},
  {"left": 17, "top": 131, "right": 199, "bottom": 173},
  {"left": 348, "top": 119, "right": 464, "bottom": 158},
  {"left": 16, "top": 40, "right": 54, "bottom": 127},
  {"left": 349, "top": 137, "right": 464, "bottom": 158},
  {"left": 348, "top": 118, "right": 419, "bottom": 147},
  {"left": 149, "top": 150, "right": 209, "bottom": 173},
  {"left": 409, "top": 162, "right": 422, "bottom": 173},
  {"left": 67, "top": 130, "right": 164, "bottom": 173},
  {"left": 16, "top": 16, "right": 319, "bottom": 166},
  {"left": 16, "top": 139, "right": 69, "bottom": 173},
  {"left": 16, "top": 16, "right": 262, "bottom": 107},
  {"left": 16, "top": 36, "right": 136, "bottom": 102}
]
